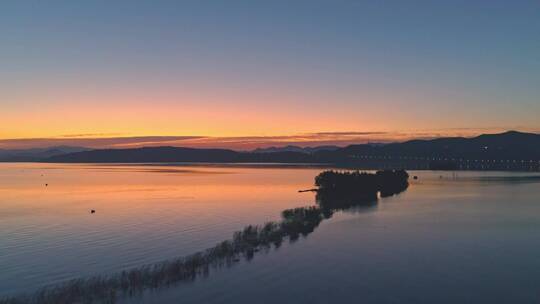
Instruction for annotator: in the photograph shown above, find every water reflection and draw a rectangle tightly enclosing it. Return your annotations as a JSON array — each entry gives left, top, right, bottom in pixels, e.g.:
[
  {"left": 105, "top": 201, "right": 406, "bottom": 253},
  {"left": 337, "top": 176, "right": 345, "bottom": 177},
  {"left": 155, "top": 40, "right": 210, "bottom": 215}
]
[
  {"left": 0, "top": 170, "right": 408, "bottom": 304},
  {"left": 466, "top": 175, "right": 540, "bottom": 184},
  {"left": 0, "top": 163, "right": 322, "bottom": 300}
]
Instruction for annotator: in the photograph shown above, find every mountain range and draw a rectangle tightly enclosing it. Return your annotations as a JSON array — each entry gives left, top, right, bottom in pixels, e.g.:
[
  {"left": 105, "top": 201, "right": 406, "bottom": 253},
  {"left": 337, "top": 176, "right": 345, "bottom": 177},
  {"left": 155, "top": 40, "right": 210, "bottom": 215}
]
[
  {"left": 40, "top": 131, "right": 540, "bottom": 170},
  {"left": 0, "top": 146, "right": 90, "bottom": 162},
  {"left": 252, "top": 145, "right": 340, "bottom": 154},
  {"left": 329, "top": 130, "right": 540, "bottom": 161}
]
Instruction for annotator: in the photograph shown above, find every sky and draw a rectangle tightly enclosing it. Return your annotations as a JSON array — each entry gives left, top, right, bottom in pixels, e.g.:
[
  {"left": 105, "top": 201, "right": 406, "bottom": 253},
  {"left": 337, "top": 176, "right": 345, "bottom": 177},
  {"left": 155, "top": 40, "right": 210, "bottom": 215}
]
[{"left": 1, "top": 1, "right": 539, "bottom": 149}]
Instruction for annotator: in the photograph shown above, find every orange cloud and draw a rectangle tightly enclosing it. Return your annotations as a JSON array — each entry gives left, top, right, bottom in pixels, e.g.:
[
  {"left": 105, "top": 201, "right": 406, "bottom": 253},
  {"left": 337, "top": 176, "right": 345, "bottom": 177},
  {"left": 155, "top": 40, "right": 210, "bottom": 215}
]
[{"left": 2, "top": 128, "right": 536, "bottom": 150}]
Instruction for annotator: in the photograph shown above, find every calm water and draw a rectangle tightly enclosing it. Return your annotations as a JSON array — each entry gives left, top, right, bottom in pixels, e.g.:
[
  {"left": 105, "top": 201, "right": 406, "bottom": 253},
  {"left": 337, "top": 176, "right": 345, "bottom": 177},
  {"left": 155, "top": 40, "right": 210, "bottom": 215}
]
[{"left": 1, "top": 164, "right": 540, "bottom": 303}]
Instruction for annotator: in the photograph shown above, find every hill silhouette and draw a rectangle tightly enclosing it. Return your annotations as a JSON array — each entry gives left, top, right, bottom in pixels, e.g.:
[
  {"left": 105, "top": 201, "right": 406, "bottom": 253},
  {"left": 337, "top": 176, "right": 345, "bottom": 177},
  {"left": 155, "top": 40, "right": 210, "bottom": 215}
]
[
  {"left": 252, "top": 145, "right": 339, "bottom": 154},
  {"left": 44, "top": 131, "right": 540, "bottom": 170},
  {"left": 46, "top": 146, "right": 314, "bottom": 163},
  {"left": 337, "top": 131, "right": 540, "bottom": 160},
  {"left": 0, "top": 146, "right": 90, "bottom": 162}
]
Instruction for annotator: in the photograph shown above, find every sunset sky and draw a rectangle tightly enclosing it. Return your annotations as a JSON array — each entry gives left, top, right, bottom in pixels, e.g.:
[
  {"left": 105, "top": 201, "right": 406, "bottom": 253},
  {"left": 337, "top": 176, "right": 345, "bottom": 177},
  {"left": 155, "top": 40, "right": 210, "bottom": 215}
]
[{"left": 1, "top": 1, "right": 539, "bottom": 149}]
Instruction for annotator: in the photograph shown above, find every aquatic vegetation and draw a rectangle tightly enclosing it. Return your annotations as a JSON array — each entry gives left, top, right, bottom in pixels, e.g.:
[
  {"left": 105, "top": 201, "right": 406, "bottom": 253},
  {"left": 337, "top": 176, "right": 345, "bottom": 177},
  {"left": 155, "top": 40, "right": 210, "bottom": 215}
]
[
  {"left": 375, "top": 169, "right": 409, "bottom": 197},
  {"left": 0, "top": 170, "right": 408, "bottom": 304},
  {"left": 0, "top": 207, "right": 326, "bottom": 304},
  {"left": 315, "top": 169, "right": 409, "bottom": 198}
]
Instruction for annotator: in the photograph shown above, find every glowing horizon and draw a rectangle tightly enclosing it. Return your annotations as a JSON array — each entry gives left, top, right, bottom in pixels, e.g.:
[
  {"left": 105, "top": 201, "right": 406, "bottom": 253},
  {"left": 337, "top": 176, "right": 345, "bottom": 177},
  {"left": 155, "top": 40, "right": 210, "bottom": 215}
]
[
  {"left": 1, "top": 127, "right": 538, "bottom": 151},
  {"left": 1, "top": 2, "right": 539, "bottom": 148}
]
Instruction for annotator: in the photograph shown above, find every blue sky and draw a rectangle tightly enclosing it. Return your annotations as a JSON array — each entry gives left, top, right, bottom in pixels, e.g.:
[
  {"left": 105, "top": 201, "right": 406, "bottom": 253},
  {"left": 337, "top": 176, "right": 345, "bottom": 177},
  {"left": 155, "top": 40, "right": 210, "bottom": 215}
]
[{"left": 1, "top": 1, "right": 539, "bottom": 147}]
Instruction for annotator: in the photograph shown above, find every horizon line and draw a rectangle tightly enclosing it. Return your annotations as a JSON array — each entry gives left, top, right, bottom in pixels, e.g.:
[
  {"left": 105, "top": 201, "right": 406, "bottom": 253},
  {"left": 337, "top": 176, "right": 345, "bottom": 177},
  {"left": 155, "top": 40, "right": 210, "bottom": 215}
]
[{"left": 1, "top": 128, "right": 539, "bottom": 151}]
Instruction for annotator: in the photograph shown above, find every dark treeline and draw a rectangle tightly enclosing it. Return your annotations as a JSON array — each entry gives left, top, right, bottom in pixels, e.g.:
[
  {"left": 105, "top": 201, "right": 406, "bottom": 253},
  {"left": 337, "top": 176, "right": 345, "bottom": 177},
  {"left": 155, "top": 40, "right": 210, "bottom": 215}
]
[
  {"left": 315, "top": 169, "right": 409, "bottom": 199},
  {"left": 0, "top": 170, "right": 409, "bottom": 304}
]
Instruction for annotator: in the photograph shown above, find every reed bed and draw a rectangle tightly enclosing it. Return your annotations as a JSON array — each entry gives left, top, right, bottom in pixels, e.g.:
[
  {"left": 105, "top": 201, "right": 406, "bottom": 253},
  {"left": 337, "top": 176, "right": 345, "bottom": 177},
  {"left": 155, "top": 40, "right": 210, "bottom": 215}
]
[
  {"left": 0, "top": 206, "right": 327, "bottom": 304},
  {"left": 1, "top": 170, "right": 408, "bottom": 304}
]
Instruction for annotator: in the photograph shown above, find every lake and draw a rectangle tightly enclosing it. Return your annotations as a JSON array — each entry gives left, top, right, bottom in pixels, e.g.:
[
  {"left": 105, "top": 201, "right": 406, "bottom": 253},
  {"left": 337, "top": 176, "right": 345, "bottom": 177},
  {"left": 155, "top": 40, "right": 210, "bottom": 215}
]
[{"left": 1, "top": 163, "right": 540, "bottom": 303}]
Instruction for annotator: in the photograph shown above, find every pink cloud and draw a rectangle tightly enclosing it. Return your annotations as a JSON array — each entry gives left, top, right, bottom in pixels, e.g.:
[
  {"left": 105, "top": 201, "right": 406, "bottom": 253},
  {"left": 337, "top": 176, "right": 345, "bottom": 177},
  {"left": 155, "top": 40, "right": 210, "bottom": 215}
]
[{"left": 1, "top": 128, "right": 536, "bottom": 150}]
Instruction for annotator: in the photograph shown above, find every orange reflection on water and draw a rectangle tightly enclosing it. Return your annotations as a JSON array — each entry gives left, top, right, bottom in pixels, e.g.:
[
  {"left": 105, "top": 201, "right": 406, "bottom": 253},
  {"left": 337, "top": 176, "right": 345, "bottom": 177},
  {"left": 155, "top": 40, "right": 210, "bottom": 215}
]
[{"left": 0, "top": 163, "right": 321, "bottom": 228}]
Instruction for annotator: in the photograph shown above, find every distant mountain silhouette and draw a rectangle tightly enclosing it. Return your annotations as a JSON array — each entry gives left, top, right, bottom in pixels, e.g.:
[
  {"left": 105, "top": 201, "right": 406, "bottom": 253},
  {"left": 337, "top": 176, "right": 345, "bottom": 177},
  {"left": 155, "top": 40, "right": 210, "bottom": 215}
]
[
  {"left": 0, "top": 146, "right": 90, "bottom": 162},
  {"left": 46, "top": 146, "right": 314, "bottom": 163},
  {"left": 252, "top": 145, "right": 340, "bottom": 154},
  {"left": 44, "top": 131, "right": 540, "bottom": 170},
  {"left": 337, "top": 130, "right": 540, "bottom": 160}
]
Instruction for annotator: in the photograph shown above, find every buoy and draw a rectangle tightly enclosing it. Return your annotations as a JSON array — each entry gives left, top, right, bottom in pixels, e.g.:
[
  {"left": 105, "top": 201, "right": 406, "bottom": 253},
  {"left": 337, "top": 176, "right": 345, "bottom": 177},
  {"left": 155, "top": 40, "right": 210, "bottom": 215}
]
[{"left": 90, "top": 210, "right": 96, "bottom": 214}]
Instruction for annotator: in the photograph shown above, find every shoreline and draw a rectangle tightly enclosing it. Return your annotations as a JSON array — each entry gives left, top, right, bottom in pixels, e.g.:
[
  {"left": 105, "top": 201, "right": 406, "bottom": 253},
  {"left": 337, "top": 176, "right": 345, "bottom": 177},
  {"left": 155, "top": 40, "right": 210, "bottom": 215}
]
[{"left": 1, "top": 161, "right": 538, "bottom": 172}]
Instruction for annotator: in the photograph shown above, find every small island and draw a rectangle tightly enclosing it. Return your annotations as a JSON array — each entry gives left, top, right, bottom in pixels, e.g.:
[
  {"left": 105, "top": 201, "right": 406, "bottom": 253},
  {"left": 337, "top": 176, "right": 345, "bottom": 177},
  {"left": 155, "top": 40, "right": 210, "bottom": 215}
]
[
  {"left": 315, "top": 169, "right": 409, "bottom": 198},
  {"left": 0, "top": 170, "right": 410, "bottom": 304}
]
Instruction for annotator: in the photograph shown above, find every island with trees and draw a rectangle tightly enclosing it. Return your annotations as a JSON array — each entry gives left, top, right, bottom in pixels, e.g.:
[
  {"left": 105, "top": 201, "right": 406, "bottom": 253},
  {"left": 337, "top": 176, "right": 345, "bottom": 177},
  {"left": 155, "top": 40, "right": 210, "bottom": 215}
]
[{"left": 0, "top": 170, "right": 409, "bottom": 304}]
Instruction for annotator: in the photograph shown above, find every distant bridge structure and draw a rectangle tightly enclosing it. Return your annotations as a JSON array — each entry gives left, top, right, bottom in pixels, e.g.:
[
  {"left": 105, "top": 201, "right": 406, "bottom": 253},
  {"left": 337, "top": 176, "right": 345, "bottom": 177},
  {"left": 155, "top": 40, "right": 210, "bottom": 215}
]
[{"left": 344, "top": 155, "right": 540, "bottom": 171}]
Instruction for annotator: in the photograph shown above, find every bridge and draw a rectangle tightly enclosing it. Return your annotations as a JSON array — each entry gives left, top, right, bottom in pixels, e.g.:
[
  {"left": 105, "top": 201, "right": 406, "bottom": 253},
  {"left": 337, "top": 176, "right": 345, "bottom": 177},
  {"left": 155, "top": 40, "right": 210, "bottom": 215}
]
[{"left": 342, "top": 155, "right": 540, "bottom": 171}]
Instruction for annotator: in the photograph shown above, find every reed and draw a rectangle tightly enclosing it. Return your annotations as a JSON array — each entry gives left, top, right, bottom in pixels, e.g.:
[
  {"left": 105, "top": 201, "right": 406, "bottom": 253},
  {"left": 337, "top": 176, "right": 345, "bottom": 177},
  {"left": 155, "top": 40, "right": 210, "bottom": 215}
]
[
  {"left": 0, "top": 206, "right": 326, "bottom": 304},
  {"left": 0, "top": 170, "right": 408, "bottom": 304}
]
